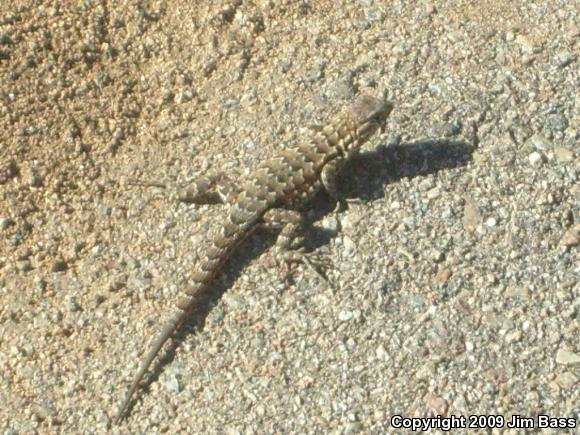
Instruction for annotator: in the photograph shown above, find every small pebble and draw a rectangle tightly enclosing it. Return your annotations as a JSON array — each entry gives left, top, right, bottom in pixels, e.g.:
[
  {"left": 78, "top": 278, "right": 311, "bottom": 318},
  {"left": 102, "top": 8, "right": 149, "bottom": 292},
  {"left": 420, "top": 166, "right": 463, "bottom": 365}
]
[
  {"left": 528, "top": 152, "right": 543, "bottom": 166},
  {"left": 555, "top": 349, "right": 580, "bottom": 365},
  {"left": 526, "top": 134, "right": 552, "bottom": 151},
  {"left": 553, "top": 146, "right": 574, "bottom": 162}
]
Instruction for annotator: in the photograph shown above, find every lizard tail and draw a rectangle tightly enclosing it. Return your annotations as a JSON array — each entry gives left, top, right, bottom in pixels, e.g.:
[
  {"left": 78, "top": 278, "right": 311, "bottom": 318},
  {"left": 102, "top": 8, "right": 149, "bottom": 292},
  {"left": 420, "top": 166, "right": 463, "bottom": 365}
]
[
  {"left": 114, "top": 239, "right": 234, "bottom": 423},
  {"left": 114, "top": 309, "right": 186, "bottom": 424}
]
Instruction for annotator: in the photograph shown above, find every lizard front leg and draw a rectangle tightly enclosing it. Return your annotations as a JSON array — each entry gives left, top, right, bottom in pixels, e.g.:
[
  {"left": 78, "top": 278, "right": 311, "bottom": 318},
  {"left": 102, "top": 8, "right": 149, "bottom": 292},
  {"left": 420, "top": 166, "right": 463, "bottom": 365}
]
[
  {"left": 320, "top": 160, "right": 348, "bottom": 213},
  {"left": 321, "top": 160, "right": 364, "bottom": 213}
]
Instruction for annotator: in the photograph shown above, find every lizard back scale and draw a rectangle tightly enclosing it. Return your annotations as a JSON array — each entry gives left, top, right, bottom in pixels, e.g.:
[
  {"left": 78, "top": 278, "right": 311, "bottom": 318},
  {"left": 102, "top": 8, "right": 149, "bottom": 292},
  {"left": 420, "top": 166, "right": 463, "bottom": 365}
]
[{"left": 115, "top": 94, "right": 393, "bottom": 423}]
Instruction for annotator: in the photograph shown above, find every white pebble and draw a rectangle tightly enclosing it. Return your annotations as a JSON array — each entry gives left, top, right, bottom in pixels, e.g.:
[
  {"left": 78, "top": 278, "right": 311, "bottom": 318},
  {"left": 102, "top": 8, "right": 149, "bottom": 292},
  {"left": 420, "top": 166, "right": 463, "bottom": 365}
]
[
  {"left": 486, "top": 217, "right": 497, "bottom": 227},
  {"left": 528, "top": 152, "right": 543, "bottom": 166}
]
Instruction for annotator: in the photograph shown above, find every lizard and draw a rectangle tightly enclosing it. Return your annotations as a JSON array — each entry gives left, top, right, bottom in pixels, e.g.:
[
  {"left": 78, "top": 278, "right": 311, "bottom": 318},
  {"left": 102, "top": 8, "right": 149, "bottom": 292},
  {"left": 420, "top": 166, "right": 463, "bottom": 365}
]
[{"left": 115, "top": 94, "right": 393, "bottom": 423}]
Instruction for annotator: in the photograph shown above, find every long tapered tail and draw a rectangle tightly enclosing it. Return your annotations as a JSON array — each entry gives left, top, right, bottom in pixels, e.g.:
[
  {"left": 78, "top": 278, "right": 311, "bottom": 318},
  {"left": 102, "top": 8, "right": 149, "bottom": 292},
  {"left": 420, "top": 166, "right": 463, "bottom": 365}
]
[
  {"left": 114, "top": 309, "right": 187, "bottom": 423},
  {"left": 114, "top": 216, "right": 246, "bottom": 423}
]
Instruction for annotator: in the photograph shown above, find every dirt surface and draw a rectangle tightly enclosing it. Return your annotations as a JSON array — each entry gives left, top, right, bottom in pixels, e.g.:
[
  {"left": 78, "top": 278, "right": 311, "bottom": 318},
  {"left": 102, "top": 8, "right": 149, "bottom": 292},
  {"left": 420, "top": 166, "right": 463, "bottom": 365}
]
[{"left": 1, "top": 1, "right": 578, "bottom": 433}]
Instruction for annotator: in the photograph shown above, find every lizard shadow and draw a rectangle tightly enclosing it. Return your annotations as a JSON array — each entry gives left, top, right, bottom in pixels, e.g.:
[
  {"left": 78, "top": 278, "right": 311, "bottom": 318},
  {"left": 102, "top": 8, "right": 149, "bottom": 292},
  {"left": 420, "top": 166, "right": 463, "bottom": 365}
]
[
  {"left": 339, "top": 138, "right": 475, "bottom": 205},
  {"left": 304, "top": 138, "right": 475, "bottom": 225},
  {"left": 131, "top": 138, "right": 474, "bottom": 415}
]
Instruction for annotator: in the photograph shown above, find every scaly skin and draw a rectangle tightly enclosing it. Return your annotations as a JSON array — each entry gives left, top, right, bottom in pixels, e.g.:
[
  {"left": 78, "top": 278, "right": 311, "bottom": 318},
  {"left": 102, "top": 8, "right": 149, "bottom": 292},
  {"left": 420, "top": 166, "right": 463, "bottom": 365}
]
[{"left": 115, "top": 94, "right": 393, "bottom": 423}]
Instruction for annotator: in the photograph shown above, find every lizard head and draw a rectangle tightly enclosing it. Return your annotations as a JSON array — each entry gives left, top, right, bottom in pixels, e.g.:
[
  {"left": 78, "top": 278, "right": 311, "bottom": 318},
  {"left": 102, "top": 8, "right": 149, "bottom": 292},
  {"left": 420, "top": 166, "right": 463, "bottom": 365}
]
[{"left": 351, "top": 94, "right": 393, "bottom": 143}]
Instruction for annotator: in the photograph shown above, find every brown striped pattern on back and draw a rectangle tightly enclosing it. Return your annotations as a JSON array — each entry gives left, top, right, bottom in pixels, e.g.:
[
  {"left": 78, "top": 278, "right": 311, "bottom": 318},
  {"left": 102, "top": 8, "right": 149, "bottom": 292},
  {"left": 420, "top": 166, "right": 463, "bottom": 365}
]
[{"left": 115, "top": 95, "right": 393, "bottom": 423}]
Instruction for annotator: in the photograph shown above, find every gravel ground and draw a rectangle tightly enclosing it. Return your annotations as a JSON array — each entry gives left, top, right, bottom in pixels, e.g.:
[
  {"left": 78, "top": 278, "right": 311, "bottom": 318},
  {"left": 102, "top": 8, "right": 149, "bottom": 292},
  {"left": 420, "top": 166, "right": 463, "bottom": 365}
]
[{"left": 1, "top": 1, "right": 578, "bottom": 433}]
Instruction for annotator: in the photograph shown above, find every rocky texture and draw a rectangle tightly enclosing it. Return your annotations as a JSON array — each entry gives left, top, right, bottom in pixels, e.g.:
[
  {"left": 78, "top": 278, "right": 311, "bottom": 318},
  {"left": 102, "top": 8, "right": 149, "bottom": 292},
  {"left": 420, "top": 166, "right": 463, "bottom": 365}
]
[{"left": 1, "top": 1, "right": 578, "bottom": 433}]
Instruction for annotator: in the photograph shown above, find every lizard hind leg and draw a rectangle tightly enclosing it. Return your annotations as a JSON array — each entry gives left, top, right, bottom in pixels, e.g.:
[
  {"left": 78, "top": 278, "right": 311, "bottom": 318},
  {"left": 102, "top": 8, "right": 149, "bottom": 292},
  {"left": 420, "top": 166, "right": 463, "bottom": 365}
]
[{"left": 261, "top": 208, "right": 331, "bottom": 284}]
